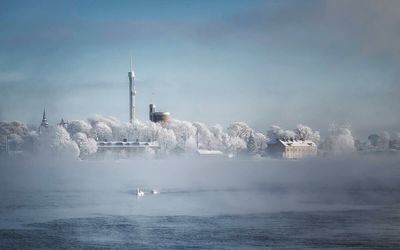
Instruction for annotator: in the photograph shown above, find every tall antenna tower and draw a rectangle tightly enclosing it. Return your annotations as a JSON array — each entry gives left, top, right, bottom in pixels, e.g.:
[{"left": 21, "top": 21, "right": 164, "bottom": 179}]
[{"left": 128, "top": 57, "right": 136, "bottom": 123}]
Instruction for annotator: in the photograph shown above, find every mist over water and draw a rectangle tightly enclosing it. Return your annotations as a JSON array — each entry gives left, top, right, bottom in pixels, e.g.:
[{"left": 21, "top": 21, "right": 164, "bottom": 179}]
[{"left": 1, "top": 156, "right": 400, "bottom": 248}]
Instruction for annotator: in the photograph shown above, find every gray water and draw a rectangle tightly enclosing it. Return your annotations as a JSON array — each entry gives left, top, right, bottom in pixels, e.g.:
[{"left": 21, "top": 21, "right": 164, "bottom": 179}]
[{"left": 1, "top": 157, "right": 400, "bottom": 249}]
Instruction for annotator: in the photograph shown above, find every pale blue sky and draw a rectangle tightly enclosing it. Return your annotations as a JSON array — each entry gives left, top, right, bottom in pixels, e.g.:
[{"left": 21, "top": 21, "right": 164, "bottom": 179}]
[{"left": 0, "top": 0, "right": 399, "bottom": 137}]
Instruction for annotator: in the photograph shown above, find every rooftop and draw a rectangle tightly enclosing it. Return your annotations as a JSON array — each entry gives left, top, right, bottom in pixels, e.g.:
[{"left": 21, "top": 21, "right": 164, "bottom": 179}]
[
  {"left": 196, "top": 149, "right": 224, "bottom": 155},
  {"left": 278, "top": 139, "right": 316, "bottom": 147},
  {"left": 97, "top": 141, "right": 159, "bottom": 148},
  {"left": 152, "top": 112, "right": 170, "bottom": 116}
]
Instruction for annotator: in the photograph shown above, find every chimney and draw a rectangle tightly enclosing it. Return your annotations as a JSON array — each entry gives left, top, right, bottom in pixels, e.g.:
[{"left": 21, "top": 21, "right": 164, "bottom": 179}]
[{"left": 149, "top": 104, "right": 156, "bottom": 121}]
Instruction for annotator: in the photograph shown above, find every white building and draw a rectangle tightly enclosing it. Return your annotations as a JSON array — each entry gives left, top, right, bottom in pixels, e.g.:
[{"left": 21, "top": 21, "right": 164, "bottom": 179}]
[
  {"left": 196, "top": 149, "right": 225, "bottom": 158},
  {"left": 96, "top": 140, "right": 160, "bottom": 158},
  {"left": 267, "top": 139, "right": 317, "bottom": 159}
]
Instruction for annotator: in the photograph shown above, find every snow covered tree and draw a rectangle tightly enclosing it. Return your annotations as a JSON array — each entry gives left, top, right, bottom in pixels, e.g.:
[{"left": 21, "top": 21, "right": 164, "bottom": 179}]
[
  {"left": 37, "top": 126, "right": 80, "bottom": 158},
  {"left": 157, "top": 127, "right": 177, "bottom": 153},
  {"left": 366, "top": 131, "right": 391, "bottom": 151},
  {"left": 267, "top": 125, "right": 296, "bottom": 143},
  {"left": 295, "top": 124, "right": 320, "bottom": 144},
  {"left": 390, "top": 132, "right": 400, "bottom": 150},
  {"left": 254, "top": 132, "right": 267, "bottom": 153},
  {"left": 66, "top": 120, "right": 92, "bottom": 136},
  {"left": 72, "top": 132, "right": 97, "bottom": 158},
  {"left": 226, "top": 136, "right": 246, "bottom": 154},
  {"left": 0, "top": 121, "right": 30, "bottom": 151},
  {"left": 209, "top": 124, "right": 227, "bottom": 151},
  {"left": 321, "top": 124, "right": 355, "bottom": 155},
  {"left": 227, "top": 122, "right": 252, "bottom": 141},
  {"left": 193, "top": 122, "right": 214, "bottom": 150},
  {"left": 91, "top": 122, "right": 113, "bottom": 141},
  {"left": 167, "top": 120, "right": 197, "bottom": 151}
]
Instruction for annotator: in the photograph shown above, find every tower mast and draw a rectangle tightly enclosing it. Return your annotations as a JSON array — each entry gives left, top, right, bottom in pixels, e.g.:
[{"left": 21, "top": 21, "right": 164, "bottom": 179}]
[{"left": 128, "top": 57, "right": 136, "bottom": 123}]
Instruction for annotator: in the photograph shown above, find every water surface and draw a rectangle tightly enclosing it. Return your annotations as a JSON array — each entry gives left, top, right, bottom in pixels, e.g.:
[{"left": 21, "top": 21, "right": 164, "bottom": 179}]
[{"left": 1, "top": 157, "right": 399, "bottom": 249}]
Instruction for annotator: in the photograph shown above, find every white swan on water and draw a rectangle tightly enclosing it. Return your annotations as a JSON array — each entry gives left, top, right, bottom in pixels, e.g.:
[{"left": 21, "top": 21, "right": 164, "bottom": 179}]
[
  {"left": 151, "top": 189, "right": 159, "bottom": 194},
  {"left": 136, "top": 188, "right": 144, "bottom": 196}
]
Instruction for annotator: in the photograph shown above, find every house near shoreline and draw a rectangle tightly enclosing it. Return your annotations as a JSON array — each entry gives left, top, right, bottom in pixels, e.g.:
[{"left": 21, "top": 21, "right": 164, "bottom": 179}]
[
  {"left": 95, "top": 140, "right": 160, "bottom": 158},
  {"left": 267, "top": 139, "right": 317, "bottom": 159}
]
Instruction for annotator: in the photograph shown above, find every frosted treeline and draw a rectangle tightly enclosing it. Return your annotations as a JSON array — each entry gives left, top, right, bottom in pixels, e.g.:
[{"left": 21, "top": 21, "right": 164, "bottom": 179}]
[
  {"left": 319, "top": 124, "right": 356, "bottom": 155},
  {"left": 266, "top": 124, "right": 321, "bottom": 144},
  {"left": 0, "top": 117, "right": 399, "bottom": 159},
  {"left": 356, "top": 131, "right": 400, "bottom": 152}
]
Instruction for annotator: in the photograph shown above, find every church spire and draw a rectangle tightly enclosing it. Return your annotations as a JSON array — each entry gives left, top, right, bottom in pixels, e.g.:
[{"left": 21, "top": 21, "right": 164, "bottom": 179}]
[
  {"left": 42, "top": 108, "right": 46, "bottom": 121},
  {"left": 40, "top": 107, "right": 49, "bottom": 128}
]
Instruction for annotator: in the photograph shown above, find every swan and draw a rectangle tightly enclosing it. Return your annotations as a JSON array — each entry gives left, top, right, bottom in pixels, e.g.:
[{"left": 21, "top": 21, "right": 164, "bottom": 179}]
[{"left": 136, "top": 188, "right": 144, "bottom": 196}]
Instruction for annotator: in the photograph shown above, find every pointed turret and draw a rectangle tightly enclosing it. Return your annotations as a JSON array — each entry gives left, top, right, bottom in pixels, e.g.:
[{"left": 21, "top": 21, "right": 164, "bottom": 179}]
[
  {"left": 41, "top": 108, "right": 49, "bottom": 128},
  {"left": 38, "top": 108, "right": 49, "bottom": 134},
  {"left": 58, "top": 118, "right": 68, "bottom": 128}
]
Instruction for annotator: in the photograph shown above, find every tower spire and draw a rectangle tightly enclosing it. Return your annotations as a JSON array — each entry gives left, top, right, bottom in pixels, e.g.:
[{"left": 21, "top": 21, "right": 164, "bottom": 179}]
[
  {"left": 42, "top": 108, "right": 46, "bottom": 121},
  {"left": 39, "top": 107, "right": 49, "bottom": 133}
]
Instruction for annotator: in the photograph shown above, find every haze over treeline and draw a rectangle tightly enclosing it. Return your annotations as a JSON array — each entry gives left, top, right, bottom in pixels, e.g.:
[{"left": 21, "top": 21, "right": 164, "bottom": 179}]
[{"left": 0, "top": 115, "right": 399, "bottom": 159}]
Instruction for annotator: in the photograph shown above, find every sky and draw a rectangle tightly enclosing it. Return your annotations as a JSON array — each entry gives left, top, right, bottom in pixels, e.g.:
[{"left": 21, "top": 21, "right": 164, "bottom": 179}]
[{"left": 0, "top": 0, "right": 399, "bottom": 137}]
